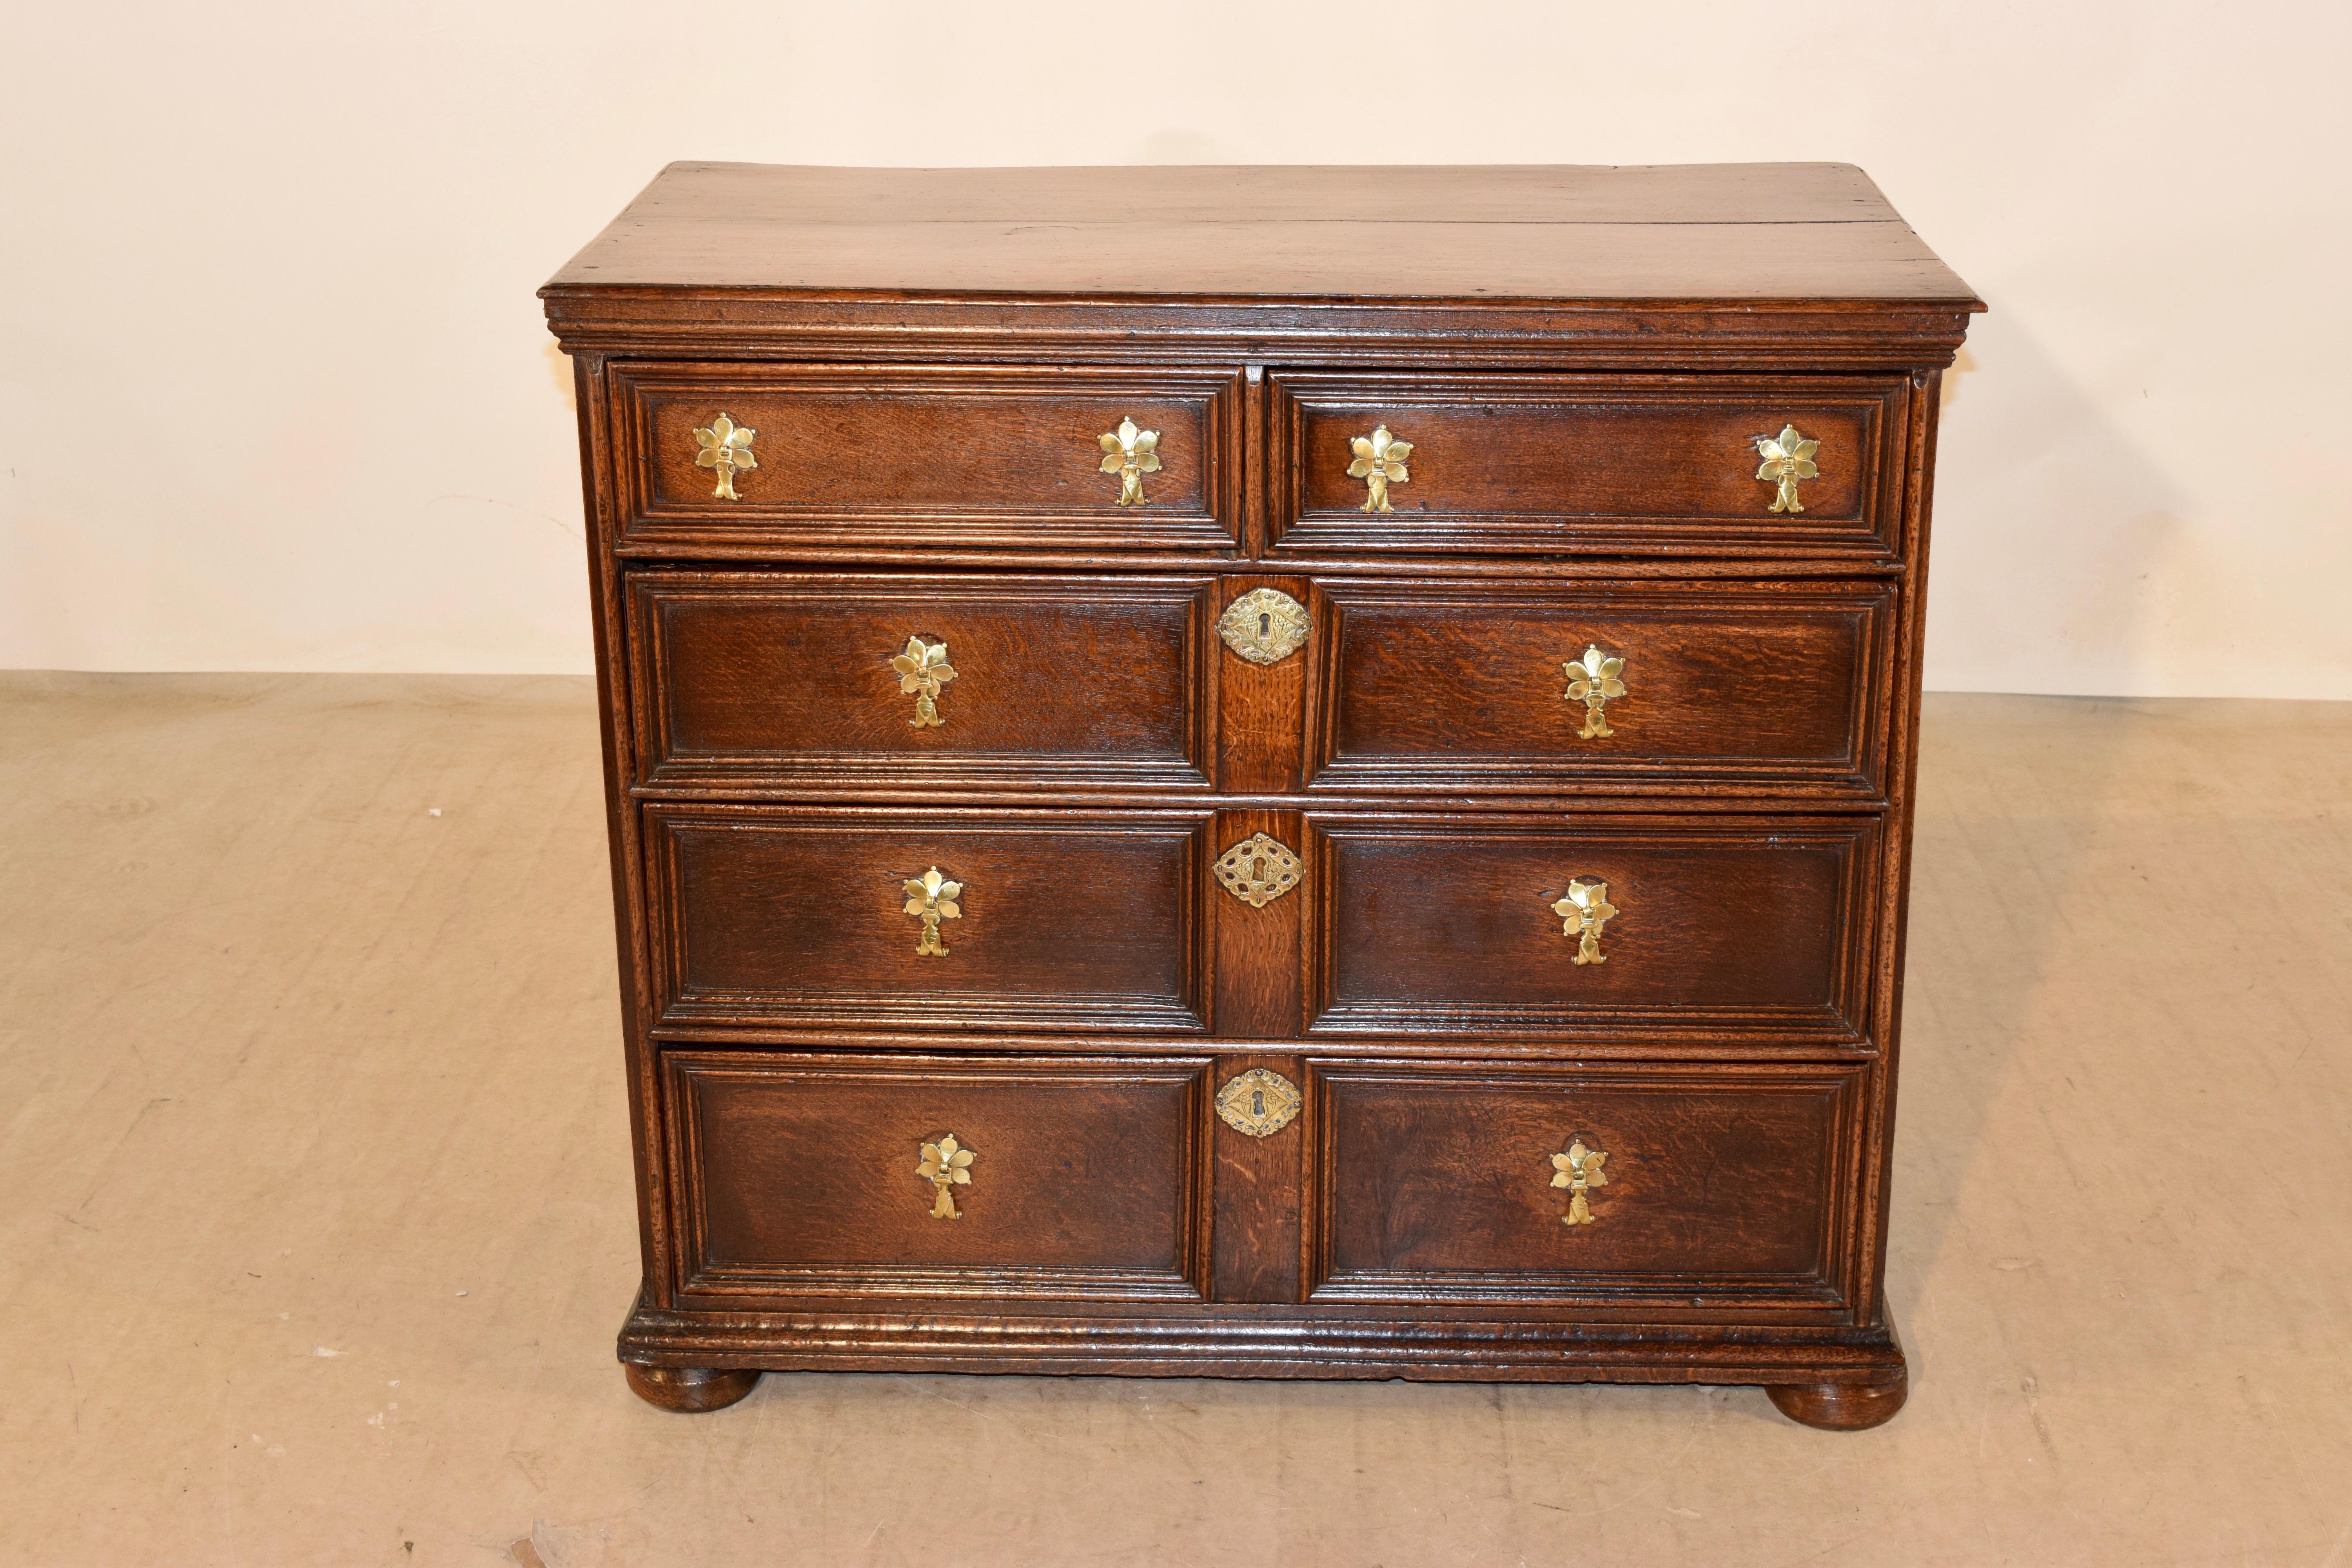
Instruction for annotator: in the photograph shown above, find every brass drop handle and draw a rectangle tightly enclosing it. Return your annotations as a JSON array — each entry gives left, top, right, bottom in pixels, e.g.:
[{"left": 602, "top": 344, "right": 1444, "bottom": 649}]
[
  {"left": 1550, "top": 1137, "right": 1608, "bottom": 1226},
  {"left": 1753, "top": 424, "right": 1819, "bottom": 513},
  {"left": 891, "top": 635, "right": 957, "bottom": 728},
  {"left": 1098, "top": 417, "right": 1161, "bottom": 507},
  {"left": 1347, "top": 425, "right": 1412, "bottom": 512},
  {"left": 917, "top": 1133, "right": 976, "bottom": 1219},
  {"left": 692, "top": 412, "right": 757, "bottom": 500},
  {"left": 1561, "top": 645, "right": 1627, "bottom": 738},
  {"left": 1550, "top": 878, "right": 1617, "bottom": 965},
  {"left": 903, "top": 866, "right": 962, "bottom": 955}
]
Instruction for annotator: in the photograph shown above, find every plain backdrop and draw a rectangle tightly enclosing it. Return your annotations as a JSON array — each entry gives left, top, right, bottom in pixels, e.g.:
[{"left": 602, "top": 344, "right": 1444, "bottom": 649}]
[{"left": 2, "top": 1, "right": 2345, "bottom": 697}]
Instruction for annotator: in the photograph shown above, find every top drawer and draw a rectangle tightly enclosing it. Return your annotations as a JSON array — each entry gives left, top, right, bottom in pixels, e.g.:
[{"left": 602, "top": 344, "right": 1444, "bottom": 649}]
[
  {"left": 1268, "top": 372, "right": 1911, "bottom": 558},
  {"left": 609, "top": 364, "right": 1245, "bottom": 555}
]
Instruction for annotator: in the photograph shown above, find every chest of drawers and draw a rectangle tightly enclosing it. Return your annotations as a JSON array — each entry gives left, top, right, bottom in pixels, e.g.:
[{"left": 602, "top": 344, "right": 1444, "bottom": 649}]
[{"left": 543, "top": 162, "right": 1980, "bottom": 1429}]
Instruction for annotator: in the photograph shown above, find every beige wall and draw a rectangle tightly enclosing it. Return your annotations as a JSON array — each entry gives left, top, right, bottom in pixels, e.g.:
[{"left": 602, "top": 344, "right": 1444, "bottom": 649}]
[{"left": 3, "top": 2, "right": 2344, "bottom": 696}]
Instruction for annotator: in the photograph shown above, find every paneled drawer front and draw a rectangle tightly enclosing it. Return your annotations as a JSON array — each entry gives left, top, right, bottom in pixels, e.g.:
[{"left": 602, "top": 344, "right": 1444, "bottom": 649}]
[
  {"left": 668, "top": 1051, "right": 1209, "bottom": 1301},
  {"left": 612, "top": 363, "right": 1243, "bottom": 554},
  {"left": 646, "top": 806, "right": 1210, "bottom": 1033},
  {"left": 1269, "top": 372, "right": 1907, "bottom": 557},
  {"left": 1308, "top": 814, "right": 1878, "bottom": 1042},
  {"left": 1309, "top": 1061, "right": 1862, "bottom": 1307},
  {"left": 628, "top": 572, "right": 1217, "bottom": 790},
  {"left": 1310, "top": 578, "right": 1892, "bottom": 795}
]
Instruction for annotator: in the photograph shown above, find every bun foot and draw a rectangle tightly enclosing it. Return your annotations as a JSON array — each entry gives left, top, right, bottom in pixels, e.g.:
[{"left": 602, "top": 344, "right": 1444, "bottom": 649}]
[
  {"left": 1766, "top": 1372, "right": 1907, "bottom": 1430},
  {"left": 625, "top": 1364, "right": 761, "bottom": 1413}
]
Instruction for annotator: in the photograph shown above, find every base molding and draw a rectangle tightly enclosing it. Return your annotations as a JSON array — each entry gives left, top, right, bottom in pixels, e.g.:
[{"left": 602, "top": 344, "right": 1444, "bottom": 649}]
[{"left": 618, "top": 1300, "right": 1906, "bottom": 1416}]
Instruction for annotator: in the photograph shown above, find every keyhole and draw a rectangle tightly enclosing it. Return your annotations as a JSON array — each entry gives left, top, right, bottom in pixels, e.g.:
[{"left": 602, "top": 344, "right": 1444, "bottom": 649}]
[
  {"left": 1259, "top": 611, "right": 1271, "bottom": 639},
  {"left": 1251, "top": 1090, "right": 1266, "bottom": 1117},
  {"left": 1250, "top": 855, "right": 1266, "bottom": 882}
]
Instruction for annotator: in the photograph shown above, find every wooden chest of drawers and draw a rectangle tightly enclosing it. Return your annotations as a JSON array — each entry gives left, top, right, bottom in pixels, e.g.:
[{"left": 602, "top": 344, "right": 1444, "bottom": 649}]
[{"left": 543, "top": 162, "right": 1980, "bottom": 1429}]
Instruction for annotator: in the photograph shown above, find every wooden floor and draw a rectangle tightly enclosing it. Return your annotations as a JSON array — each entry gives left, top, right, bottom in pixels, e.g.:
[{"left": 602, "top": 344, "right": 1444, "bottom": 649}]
[{"left": 2, "top": 674, "right": 2347, "bottom": 1566}]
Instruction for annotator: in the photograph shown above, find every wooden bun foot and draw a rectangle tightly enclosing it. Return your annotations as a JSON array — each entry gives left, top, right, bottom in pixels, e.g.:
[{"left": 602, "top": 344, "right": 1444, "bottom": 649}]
[
  {"left": 625, "top": 1364, "right": 761, "bottom": 1413},
  {"left": 1765, "top": 1372, "right": 1907, "bottom": 1430}
]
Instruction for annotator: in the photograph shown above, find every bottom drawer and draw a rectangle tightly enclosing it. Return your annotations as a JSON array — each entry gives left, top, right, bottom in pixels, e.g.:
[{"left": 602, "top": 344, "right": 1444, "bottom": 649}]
[
  {"left": 1308, "top": 1061, "right": 1866, "bottom": 1308},
  {"left": 667, "top": 1051, "right": 1210, "bottom": 1301}
]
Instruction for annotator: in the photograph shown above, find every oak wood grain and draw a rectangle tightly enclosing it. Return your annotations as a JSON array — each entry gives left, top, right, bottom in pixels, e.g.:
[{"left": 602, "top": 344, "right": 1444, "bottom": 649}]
[
  {"left": 668, "top": 1051, "right": 1209, "bottom": 1301},
  {"left": 544, "top": 161, "right": 1977, "bottom": 1423},
  {"left": 1308, "top": 1061, "right": 1862, "bottom": 1306},
  {"left": 1309, "top": 578, "right": 1891, "bottom": 797},
  {"left": 548, "top": 163, "right": 1979, "bottom": 303},
  {"left": 627, "top": 571, "right": 1217, "bottom": 791}
]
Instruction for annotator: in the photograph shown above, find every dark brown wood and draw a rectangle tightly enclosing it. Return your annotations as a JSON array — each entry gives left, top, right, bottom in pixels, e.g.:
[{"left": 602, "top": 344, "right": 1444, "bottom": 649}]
[
  {"left": 1306, "top": 813, "right": 1879, "bottom": 1042},
  {"left": 546, "top": 162, "right": 1977, "bottom": 1428},
  {"left": 1309, "top": 577, "right": 1891, "bottom": 798},
  {"left": 627, "top": 571, "right": 1218, "bottom": 791},
  {"left": 548, "top": 163, "right": 1978, "bottom": 303},
  {"left": 610, "top": 362, "right": 1244, "bottom": 555},
  {"left": 1210, "top": 809, "right": 1306, "bottom": 1040},
  {"left": 644, "top": 805, "right": 1211, "bottom": 1034},
  {"left": 1207, "top": 1052, "right": 1308, "bottom": 1304},
  {"left": 1767, "top": 1373, "right": 1908, "bottom": 1430},
  {"left": 665, "top": 1051, "right": 1210, "bottom": 1301},
  {"left": 624, "top": 1363, "right": 762, "bottom": 1412},
  {"left": 1308, "top": 1061, "right": 1863, "bottom": 1307},
  {"left": 1269, "top": 372, "right": 1909, "bottom": 559}
]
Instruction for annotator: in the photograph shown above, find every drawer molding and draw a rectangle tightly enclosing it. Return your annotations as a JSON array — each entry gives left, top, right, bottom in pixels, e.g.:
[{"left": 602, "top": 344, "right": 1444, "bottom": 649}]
[
  {"left": 612, "top": 363, "right": 1246, "bottom": 555},
  {"left": 1305, "top": 813, "right": 1882, "bottom": 1043},
  {"left": 668, "top": 1052, "right": 1214, "bottom": 1302},
  {"left": 646, "top": 806, "right": 1215, "bottom": 1034},
  {"left": 628, "top": 572, "right": 1221, "bottom": 792},
  {"left": 1305, "top": 577, "right": 1894, "bottom": 797},
  {"left": 1268, "top": 372, "right": 1910, "bottom": 559},
  {"left": 1303, "top": 1060, "right": 1866, "bottom": 1309}
]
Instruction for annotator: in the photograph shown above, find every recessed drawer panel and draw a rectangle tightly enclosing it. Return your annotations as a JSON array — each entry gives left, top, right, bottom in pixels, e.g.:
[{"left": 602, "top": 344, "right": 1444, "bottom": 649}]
[
  {"left": 627, "top": 572, "right": 1216, "bottom": 790},
  {"left": 1310, "top": 578, "right": 1892, "bottom": 796},
  {"left": 612, "top": 363, "right": 1243, "bottom": 554},
  {"left": 646, "top": 806, "right": 1210, "bottom": 1033},
  {"left": 1269, "top": 372, "right": 1908, "bottom": 557},
  {"left": 1308, "top": 814, "right": 1878, "bottom": 1042},
  {"left": 1309, "top": 1060, "right": 1861, "bottom": 1307},
  {"left": 668, "top": 1051, "right": 1209, "bottom": 1301}
]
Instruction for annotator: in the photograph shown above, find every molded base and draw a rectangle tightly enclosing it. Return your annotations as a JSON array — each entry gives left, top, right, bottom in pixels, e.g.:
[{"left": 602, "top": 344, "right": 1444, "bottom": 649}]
[
  {"left": 1765, "top": 1370, "right": 1908, "bottom": 1430},
  {"left": 624, "top": 1363, "right": 762, "bottom": 1413},
  {"left": 618, "top": 1299, "right": 1909, "bottom": 1412}
]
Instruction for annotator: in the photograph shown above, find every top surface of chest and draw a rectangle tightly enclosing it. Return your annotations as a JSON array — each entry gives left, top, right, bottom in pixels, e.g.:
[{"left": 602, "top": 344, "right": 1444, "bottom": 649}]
[{"left": 545, "top": 161, "right": 1977, "bottom": 305}]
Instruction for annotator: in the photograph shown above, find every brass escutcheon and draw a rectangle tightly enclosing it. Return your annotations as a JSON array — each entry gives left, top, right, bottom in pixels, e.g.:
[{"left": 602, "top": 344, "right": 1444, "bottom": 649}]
[
  {"left": 1216, "top": 1070, "right": 1302, "bottom": 1138},
  {"left": 1217, "top": 588, "right": 1308, "bottom": 666},
  {"left": 1214, "top": 833, "right": 1303, "bottom": 907}
]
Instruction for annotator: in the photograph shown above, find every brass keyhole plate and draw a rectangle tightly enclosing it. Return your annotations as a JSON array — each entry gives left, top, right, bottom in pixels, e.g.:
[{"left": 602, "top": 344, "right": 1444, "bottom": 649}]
[
  {"left": 1215, "top": 1069, "right": 1302, "bottom": 1138},
  {"left": 1214, "top": 833, "right": 1303, "bottom": 907},
  {"left": 1217, "top": 588, "right": 1308, "bottom": 666}
]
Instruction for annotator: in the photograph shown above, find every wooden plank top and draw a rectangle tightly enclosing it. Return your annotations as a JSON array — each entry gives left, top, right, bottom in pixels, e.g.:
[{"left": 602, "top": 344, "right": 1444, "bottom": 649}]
[{"left": 545, "top": 163, "right": 1980, "bottom": 307}]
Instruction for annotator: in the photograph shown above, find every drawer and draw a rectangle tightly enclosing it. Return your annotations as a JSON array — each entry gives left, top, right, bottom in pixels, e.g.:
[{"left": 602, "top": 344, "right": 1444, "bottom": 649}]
[
  {"left": 666, "top": 1051, "right": 1210, "bottom": 1301},
  {"left": 610, "top": 363, "right": 1244, "bottom": 555},
  {"left": 644, "top": 806, "right": 1210, "bottom": 1033},
  {"left": 626, "top": 572, "right": 1217, "bottom": 790},
  {"left": 1268, "top": 372, "right": 1909, "bottom": 557},
  {"left": 1309, "top": 578, "right": 1893, "bottom": 795},
  {"left": 1307, "top": 813, "right": 1879, "bottom": 1042},
  {"left": 1308, "top": 1060, "right": 1862, "bottom": 1307}
]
